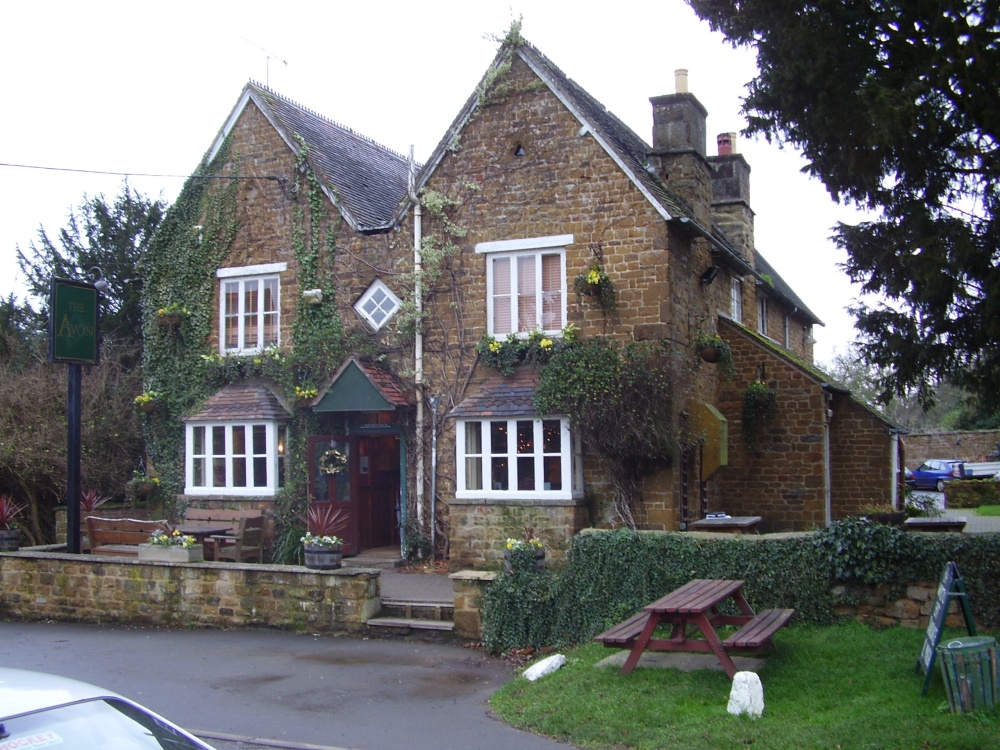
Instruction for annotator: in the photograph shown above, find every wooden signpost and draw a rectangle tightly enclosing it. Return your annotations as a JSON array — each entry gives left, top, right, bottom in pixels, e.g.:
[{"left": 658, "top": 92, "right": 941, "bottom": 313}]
[{"left": 916, "top": 561, "right": 976, "bottom": 695}]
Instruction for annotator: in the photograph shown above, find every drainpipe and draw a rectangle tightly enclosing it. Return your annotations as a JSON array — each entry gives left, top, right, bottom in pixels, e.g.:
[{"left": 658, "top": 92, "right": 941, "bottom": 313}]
[
  {"left": 429, "top": 394, "right": 440, "bottom": 556},
  {"left": 822, "top": 389, "right": 833, "bottom": 526},
  {"left": 889, "top": 430, "right": 901, "bottom": 510},
  {"left": 410, "top": 147, "right": 425, "bottom": 529}
]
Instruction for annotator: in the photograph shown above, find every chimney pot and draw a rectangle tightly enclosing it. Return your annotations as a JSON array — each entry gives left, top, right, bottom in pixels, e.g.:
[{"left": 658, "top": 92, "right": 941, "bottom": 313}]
[
  {"left": 674, "top": 68, "right": 689, "bottom": 94},
  {"left": 717, "top": 132, "right": 737, "bottom": 156}
]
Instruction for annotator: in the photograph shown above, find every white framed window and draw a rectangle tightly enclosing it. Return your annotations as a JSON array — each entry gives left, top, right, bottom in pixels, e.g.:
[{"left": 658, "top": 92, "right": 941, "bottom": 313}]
[
  {"left": 730, "top": 276, "right": 744, "bottom": 323},
  {"left": 217, "top": 263, "right": 285, "bottom": 354},
  {"left": 757, "top": 296, "right": 768, "bottom": 336},
  {"left": 355, "top": 279, "right": 401, "bottom": 330},
  {"left": 477, "top": 235, "right": 570, "bottom": 336},
  {"left": 185, "top": 421, "right": 287, "bottom": 495},
  {"left": 455, "top": 417, "right": 582, "bottom": 500}
]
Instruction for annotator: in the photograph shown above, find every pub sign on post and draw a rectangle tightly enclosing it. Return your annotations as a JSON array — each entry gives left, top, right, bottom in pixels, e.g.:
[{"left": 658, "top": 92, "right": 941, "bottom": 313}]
[{"left": 49, "top": 278, "right": 100, "bottom": 365}]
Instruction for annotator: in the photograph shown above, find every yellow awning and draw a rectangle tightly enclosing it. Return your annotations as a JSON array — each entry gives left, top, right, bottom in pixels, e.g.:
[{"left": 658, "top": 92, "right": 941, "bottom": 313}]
[{"left": 689, "top": 400, "right": 728, "bottom": 479}]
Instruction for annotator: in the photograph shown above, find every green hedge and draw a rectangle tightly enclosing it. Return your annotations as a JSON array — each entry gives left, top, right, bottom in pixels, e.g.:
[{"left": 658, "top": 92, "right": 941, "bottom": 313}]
[
  {"left": 946, "top": 479, "right": 1000, "bottom": 507},
  {"left": 480, "top": 520, "right": 1000, "bottom": 653}
]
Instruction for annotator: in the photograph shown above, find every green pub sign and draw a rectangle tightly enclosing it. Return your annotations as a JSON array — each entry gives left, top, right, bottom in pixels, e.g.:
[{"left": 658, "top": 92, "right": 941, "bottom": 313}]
[{"left": 49, "top": 278, "right": 100, "bottom": 364}]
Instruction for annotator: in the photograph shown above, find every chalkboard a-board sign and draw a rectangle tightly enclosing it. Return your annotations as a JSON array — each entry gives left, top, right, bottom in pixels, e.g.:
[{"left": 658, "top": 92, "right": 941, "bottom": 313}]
[{"left": 916, "top": 561, "right": 976, "bottom": 695}]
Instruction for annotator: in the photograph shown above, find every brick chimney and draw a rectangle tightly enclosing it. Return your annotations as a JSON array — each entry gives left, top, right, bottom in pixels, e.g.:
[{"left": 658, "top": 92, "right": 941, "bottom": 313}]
[
  {"left": 707, "top": 132, "right": 754, "bottom": 259},
  {"left": 648, "top": 70, "right": 711, "bottom": 222}
]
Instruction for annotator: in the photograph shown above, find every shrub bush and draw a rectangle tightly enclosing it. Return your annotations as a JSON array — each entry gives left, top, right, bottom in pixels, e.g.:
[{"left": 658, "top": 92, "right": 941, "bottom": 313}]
[
  {"left": 946, "top": 479, "right": 1000, "bottom": 508},
  {"left": 479, "top": 524, "right": 1000, "bottom": 654}
]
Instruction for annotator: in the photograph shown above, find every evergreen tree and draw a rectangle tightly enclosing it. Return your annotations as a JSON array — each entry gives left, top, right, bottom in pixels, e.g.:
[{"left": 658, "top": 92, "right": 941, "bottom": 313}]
[{"left": 690, "top": 1, "right": 1000, "bottom": 412}]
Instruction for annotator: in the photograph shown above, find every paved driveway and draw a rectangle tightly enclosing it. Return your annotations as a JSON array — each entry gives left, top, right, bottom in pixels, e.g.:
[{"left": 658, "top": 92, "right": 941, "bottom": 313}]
[{"left": 0, "top": 621, "right": 573, "bottom": 750}]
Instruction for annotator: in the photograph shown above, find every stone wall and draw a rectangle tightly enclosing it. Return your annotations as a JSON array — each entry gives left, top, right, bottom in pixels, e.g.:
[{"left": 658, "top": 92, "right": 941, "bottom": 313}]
[
  {"left": 445, "top": 497, "right": 589, "bottom": 571},
  {"left": 828, "top": 393, "right": 896, "bottom": 516},
  {"left": 904, "top": 430, "right": 1000, "bottom": 465},
  {"left": 0, "top": 550, "right": 380, "bottom": 632}
]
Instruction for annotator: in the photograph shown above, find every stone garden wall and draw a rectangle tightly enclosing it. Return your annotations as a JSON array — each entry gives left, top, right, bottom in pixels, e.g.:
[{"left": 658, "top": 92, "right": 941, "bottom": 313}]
[{"left": 0, "top": 550, "right": 380, "bottom": 632}]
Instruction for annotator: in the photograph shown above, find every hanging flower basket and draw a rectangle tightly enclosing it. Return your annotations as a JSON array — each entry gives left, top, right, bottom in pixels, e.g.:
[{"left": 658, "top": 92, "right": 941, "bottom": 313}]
[
  {"left": 157, "top": 313, "right": 183, "bottom": 330},
  {"left": 699, "top": 345, "right": 722, "bottom": 363}
]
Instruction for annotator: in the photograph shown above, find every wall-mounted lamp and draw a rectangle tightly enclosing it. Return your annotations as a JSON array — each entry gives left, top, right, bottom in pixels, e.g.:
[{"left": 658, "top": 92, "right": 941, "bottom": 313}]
[
  {"left": 302, "top": 288, "right": 323, "bottom": 305},
  {"left": 89, "top": 266, "right": 110, "bottom": 293},
  {"left": 699, "top": 265, "right": 721, "bottom": 286}
]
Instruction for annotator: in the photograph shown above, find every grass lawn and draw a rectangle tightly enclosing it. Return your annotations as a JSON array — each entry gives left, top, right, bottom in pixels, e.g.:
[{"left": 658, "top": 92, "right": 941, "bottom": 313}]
[
  {"left": 489, "top": 623, "right": 998, "bottom": 749},
  {"left": 977, "top": 505, "right": 1000, "bottom": 517}
]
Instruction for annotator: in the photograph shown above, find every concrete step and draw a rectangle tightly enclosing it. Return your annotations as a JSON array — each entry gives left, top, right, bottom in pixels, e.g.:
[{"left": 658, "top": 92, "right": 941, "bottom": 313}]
[
  {"left": 366, "top": 617, "right": 455, "bottom": 632},
  {"left": 380, "top": 598, "right": 454, "bottom": 622}
]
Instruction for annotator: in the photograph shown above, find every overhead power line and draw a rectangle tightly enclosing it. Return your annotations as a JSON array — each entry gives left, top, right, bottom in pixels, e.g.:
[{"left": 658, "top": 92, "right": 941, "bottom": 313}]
[{"left": 0, "top": 162, "right": 286, "bottom": 184}]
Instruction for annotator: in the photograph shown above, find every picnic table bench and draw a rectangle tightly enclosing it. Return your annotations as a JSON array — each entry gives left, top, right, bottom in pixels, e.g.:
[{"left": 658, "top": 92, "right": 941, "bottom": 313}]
[
  {"left": 688, "top": 516, "right": 763, "bottom": 534},
  {"left": 85, "top": 517, "right": 169, "bottom": 557},
  {"left": 594, "top": 579, "right": 794, "bottom": 679}
]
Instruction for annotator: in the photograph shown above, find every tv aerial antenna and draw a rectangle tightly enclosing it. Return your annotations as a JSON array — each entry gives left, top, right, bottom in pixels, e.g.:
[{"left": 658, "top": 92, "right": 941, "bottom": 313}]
[{"left": 242, "top": 37, "right": 288, "bottom": 88}]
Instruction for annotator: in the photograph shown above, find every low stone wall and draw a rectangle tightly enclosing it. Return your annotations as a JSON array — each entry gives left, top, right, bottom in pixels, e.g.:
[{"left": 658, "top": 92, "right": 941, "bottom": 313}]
[
  {"left": 832, "top": 582, "right": 971, "bottom": 630},
  {"left": 0, "top": 549, "right": 381, "bottom": 632}
]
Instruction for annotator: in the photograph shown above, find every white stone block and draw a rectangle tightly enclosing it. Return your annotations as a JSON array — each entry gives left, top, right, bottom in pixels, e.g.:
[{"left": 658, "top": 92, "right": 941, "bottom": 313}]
[
  {"left": 523, "top": 653, "right": 566, "bottom": 682},
  {"left": 727, "top": 671, "right": 764, "bottom": 718}
]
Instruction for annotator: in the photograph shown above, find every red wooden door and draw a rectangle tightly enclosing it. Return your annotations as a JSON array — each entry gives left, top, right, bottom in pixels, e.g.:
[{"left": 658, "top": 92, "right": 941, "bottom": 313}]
[{"left": 307, "top": 436, "right": 357, "bottom": 555}]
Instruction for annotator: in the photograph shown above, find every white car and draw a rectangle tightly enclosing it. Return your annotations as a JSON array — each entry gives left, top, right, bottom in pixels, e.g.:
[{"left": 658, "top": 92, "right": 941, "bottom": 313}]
[{"left": 0, "top": 667, "right": 216, "bottom": 749}]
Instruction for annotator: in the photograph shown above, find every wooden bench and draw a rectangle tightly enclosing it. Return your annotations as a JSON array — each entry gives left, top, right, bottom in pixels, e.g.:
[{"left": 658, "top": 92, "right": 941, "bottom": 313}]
[
  {"left": 723, "top": 608, "right": 795, "bottom": 650},
  {"left": 594, "top": 611, "right": 653, "bottom": 647},
  {"left": 205, "top": 515, "right": 266, "bottom": 563},
  {"left": 182, "top": 507, "right": 265, "bottom": 534},
  {"left": 85, "top": 517, "right": 169, "bottom": 557}
]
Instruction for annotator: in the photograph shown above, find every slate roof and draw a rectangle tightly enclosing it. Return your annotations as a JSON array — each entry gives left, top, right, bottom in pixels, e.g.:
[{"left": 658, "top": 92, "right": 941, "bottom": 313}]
[
  {"left": 754, "top": 252, "right": 824, "bottom": 326},
  {"left": 448, "top": 369, "right": 540, "bottom": 419},
  {"left": 210, "top": 82, "right": 412, "bottom": 232},
  {"left": 183, "top": 381, "right": 292, "bottom": 422},
  {"left": 414, "top": 41, "right": 755, "bottom": 276}
]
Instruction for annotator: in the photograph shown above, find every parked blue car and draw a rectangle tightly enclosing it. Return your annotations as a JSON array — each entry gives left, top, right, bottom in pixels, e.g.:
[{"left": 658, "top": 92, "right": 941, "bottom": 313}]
[{"left": 905, "top": 459, "right": 970, "bottom": 492}]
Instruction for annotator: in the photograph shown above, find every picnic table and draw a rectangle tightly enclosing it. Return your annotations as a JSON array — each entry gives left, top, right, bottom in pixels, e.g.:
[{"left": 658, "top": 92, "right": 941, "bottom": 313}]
[
  {"left": 174, "top": 524, "right": 232, "bottom": 560},
  {"left": 594, "top": 579, "right": 794, "bottom": 679},
  {"left": 688, "top": 515, "right": 763, "bottom": 534}
]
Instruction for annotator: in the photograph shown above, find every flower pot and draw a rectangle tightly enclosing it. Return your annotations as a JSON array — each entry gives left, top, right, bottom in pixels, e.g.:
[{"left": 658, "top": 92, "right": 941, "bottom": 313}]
[
  {"left": 0, "top": 528, "right": 20, "bottom": 552},
  {"left": 699, "top": 345, "right": 722, "bottom": 363},
  {"left": 863, "top": 511, "right": 906, "bottom": 526},
  {"left": 138, "top": 544, "right": 204, "bottom": 563},
  {"left": 139, "top": 401, "right": 156, "bottom": 414},
  {"left": 504, "top": 547, "right": 545, "bottom": 573},
  {"left": 133, "top": 482, "right": 155, "bottom": 500},
  {"left": 304, "top": 543, "right": 343, "bottom": 570}
]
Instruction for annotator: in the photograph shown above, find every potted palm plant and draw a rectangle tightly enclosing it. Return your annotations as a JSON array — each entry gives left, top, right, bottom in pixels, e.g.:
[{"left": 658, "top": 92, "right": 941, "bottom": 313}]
[
  {"left": 0, "top": 495, "right": 27, "bottom": 551},
  {"left": 300, "top": 504, "right": 348, "bottom": 570}
]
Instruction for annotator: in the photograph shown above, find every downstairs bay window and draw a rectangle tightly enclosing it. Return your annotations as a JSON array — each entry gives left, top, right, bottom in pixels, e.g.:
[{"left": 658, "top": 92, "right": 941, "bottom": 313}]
[
  {"left": 185, "top": 421, "right": 287, "bottom": 495},
  {"left": 455, "top": 417, "right": 582, "bottom": 500}
]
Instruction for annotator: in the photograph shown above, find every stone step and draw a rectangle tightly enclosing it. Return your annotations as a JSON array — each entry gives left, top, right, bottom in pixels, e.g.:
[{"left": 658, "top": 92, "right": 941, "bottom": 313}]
[
  {"left": 366, "top": 616, "right": 455, "bottom": 632},
  {"left": 380, "top": 598, "right": 454, "bottom": 622}
]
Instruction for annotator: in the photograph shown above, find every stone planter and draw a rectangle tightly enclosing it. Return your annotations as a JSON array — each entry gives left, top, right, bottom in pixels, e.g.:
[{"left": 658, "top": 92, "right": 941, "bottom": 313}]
[
  {"left": 504, "top": 547, "right": 545, "bottom": 573},
  {"left": 138, "top": 544, "right": 204, "bottom": 563},
  {"left": 0, "top": 527, "right": 20, "bottom": 552},
  {"left": 304, "top": 544, "right": 343, "bottom": 570},
  {"left": 862, "top": 511, "right": 907, "bottom": 526}
]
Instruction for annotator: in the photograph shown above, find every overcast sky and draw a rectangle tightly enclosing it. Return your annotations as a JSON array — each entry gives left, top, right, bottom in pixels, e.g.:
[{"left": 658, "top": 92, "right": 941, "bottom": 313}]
[{"left": 0, "top": 0, "right": 873, "bottom": 364}]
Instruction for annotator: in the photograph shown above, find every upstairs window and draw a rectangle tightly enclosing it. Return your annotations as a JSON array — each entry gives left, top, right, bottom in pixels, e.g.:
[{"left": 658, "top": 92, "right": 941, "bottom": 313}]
[
  {"left": 217, "top": 263, "right": 285, "bottom": 354},
  {"left": 477, "top": 235, "right": 570, "bottom": 336},
  {"left": 730, "top": 275, "right": 744, "bottom": 323},
  {"left": 355, "top": 279, "right": 401, "bottom": 330},
  {"left": 757, "top": 296, "right": 768, "bottom": 336}
]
